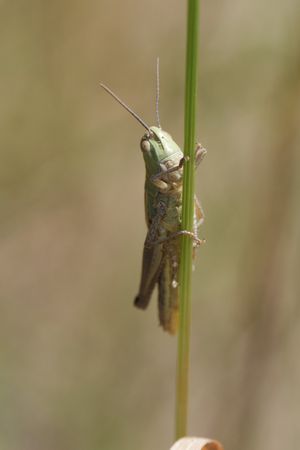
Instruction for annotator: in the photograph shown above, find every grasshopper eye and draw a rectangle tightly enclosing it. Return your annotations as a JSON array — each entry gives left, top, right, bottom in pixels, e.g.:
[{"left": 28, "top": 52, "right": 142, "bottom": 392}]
[{"left": 140, "top": 139, "right": 151, "bottom": 152}]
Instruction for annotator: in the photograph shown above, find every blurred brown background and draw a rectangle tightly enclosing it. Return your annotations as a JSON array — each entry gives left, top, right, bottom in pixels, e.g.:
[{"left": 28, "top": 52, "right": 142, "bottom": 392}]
[{"left": 1, "top": 1, "right": 299, "bottom": 449}]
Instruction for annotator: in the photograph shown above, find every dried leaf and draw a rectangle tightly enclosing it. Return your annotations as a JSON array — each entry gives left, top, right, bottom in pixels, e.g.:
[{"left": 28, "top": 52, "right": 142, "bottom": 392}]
[{"left": 170, "top": 437, "right": 224, "bottom": 450}]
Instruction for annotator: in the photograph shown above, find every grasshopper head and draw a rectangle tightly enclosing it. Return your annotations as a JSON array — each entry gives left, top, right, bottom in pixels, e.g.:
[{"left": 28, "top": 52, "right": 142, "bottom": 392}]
[{"left": 140, "top": 126, "right": 183, "bottom": 174}]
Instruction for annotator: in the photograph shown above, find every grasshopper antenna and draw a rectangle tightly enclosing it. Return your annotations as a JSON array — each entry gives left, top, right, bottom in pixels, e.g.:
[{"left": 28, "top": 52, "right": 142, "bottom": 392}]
[
  {"left": 156, "top": 57, "right": 162, "bottom": 128},
  {"left": 100, "top": 83, "right": 151, "bottom": 133}
]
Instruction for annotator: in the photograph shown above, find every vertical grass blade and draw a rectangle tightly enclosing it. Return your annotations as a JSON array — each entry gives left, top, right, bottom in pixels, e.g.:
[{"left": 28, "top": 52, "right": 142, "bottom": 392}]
[{"left": 175, "top": 0, "right": 200, "bottom": 440}]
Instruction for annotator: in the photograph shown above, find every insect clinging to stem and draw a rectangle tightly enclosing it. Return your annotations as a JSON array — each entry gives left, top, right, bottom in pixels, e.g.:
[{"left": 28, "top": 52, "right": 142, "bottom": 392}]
[{"left": 100, "top": 59, "right": 206, "bottom": 334}]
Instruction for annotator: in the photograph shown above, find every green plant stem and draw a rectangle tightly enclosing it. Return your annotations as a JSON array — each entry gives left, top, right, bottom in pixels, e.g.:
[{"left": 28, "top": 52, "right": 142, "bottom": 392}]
[{"left": 175, "top": 0, "right": 200, "bottom": 440}]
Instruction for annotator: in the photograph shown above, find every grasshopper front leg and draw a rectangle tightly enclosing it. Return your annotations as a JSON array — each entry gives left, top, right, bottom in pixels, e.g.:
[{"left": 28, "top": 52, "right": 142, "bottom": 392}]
[
  {"left": 150, "top": 143, "right": 207, "bottom": 185},
  {"left": 150, "top": 157, "right": 186, "bottom": 183}
]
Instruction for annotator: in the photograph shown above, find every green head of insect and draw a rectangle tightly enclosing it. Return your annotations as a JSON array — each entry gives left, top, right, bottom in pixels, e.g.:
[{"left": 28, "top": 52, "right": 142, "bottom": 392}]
[
  {"left": 100, "top": 83, "right": 181, "bottom": 150},
  {"left": 140, "top": 126, "right": 182, "bottom": 174},
  {"left": 100, "top": 60, "right": 182, "bottom": 177}
]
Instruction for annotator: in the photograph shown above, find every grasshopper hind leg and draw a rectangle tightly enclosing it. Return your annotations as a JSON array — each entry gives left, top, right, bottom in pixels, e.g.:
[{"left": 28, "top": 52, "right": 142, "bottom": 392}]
[
  {"left": 134, "top": 202, "right": 166, "bottom": 310},
  {"left": 134, "top": 242, "right": 163, "bottom": 310}
]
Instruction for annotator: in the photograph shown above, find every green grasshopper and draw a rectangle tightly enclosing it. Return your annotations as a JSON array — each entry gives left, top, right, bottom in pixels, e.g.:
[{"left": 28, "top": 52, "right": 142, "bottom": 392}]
[{"left": 101, "top": 63, "right": 206, "bottom": 334}]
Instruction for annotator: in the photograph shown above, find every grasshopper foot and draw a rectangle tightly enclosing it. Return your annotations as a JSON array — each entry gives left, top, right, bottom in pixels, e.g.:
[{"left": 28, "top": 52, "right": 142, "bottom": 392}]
[{"left": 195, "top": 143, "right": 207, "bottom": 167}]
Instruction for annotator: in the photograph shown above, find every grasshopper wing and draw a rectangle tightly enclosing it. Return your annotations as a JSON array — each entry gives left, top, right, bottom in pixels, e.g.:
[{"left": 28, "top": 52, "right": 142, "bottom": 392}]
[{"left": 158, "top": 240, "right": 180, "bottom": 334}]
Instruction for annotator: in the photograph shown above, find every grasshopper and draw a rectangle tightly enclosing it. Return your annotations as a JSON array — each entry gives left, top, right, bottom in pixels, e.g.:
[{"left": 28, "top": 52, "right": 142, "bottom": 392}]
[{"left": 101, "top": 62, "right": 206, "bottom": 334}]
